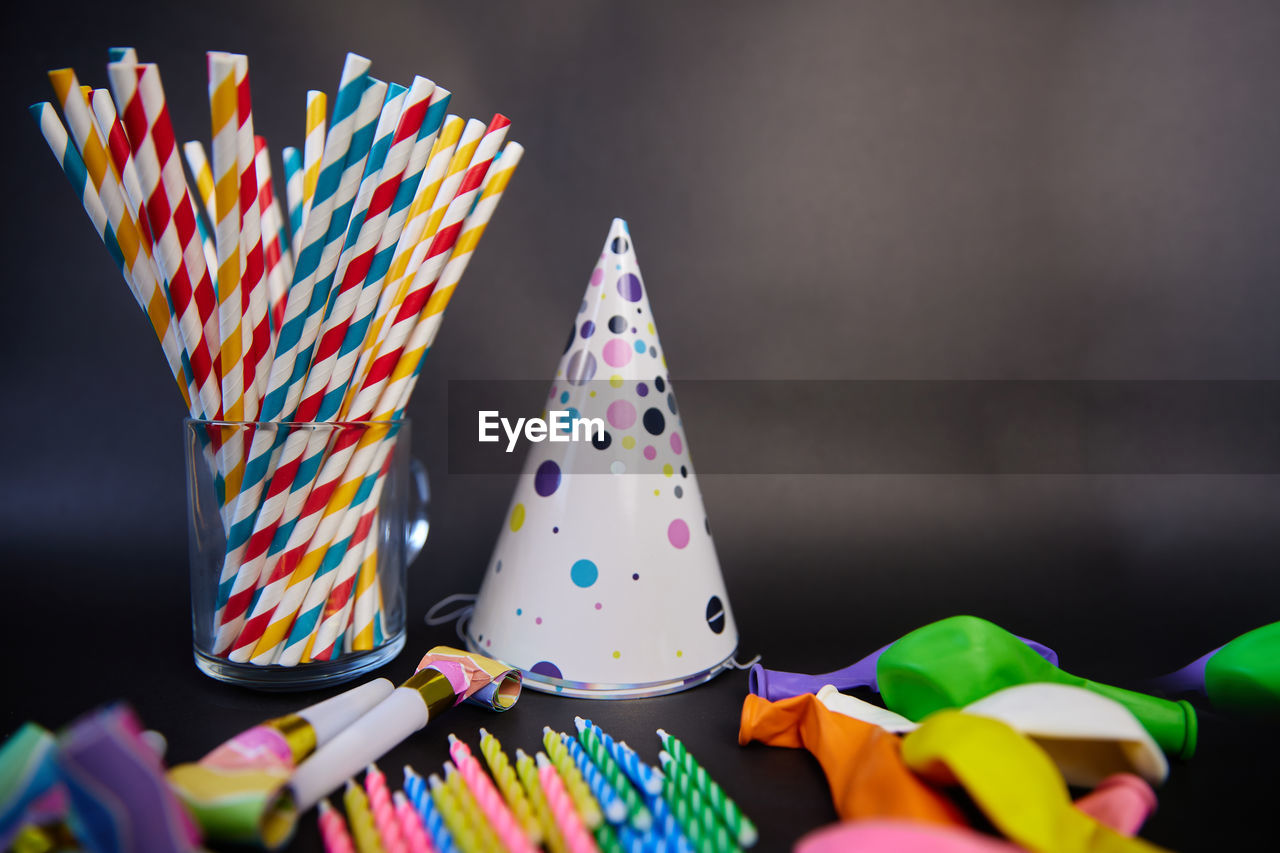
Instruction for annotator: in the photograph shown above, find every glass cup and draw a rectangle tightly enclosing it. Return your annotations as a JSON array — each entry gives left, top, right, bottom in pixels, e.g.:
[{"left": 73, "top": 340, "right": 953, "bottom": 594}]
[{"left": 185, "top": 419, "right": 428, "bottom": 689}]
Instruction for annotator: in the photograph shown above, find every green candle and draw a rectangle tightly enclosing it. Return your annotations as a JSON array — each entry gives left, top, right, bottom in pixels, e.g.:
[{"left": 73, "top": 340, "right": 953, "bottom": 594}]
[{"left": 656, "top": 729, "right": 757, "bottom": 847}]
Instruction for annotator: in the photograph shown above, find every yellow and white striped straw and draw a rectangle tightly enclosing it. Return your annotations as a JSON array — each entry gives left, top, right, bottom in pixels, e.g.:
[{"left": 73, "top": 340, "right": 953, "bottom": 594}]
[
  {"left": 296, "top": 89, "right": 327, "bottom": 256},
  {"left": 180, "top": 140, "right": 222, "bottom": 283},
  {"left": 208, "top": 53, "right": 245, "bottom": 429}
]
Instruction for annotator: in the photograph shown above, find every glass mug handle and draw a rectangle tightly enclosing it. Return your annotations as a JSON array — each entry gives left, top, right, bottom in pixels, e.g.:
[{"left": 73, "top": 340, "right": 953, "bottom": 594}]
[{"left": 406, "top": 457, "right": 430, "bottom": 565}]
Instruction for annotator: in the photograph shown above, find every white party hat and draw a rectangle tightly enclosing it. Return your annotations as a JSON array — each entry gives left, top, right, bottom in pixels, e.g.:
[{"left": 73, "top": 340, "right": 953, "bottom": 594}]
[{"left": 467, "top": 219, "right": 738, "bottom": 697}]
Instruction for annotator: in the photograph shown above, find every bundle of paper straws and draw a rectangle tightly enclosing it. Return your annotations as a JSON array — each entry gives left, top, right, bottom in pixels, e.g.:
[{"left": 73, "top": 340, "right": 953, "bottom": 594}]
[{"left": 32, "top": 48, "right": 522, "bottom": 667}]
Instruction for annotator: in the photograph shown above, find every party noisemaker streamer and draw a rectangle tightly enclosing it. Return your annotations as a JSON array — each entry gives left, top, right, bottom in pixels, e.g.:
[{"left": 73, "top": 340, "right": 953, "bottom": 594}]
[
  {"left": 468, "top": 219, "right": 739, "bottom": 697},
  {"left": 167, "top": 679, "right": 393, "bottom": 847},
  {"left": 287, "top": 648, "right": 521, "bottom": 813}
]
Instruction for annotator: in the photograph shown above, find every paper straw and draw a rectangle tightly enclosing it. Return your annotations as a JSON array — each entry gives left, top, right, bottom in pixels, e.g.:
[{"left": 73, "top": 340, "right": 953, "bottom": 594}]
[
  {"left": 108, "top": 59, "right": 223, "bottom": 421},
  {"left": 211, "top": 53, "right": 371, "bottom": 653},
  {"left": 183, "top": 139, "right": 216, "bottom": 226},
  {"left": 230, "top": 78, "right": 402, "bottom": 664},
  {"left": 298, "top": 89, "right": 327, "bottom": 255},
  {"left": 360, "top": 123, "right": 513, "bottom": 426},
  {"left": 349, "top": 523, "right": 385, "bottom": 652},
  {"left": 340, "top": 115, "right": 471, "bottom": 415},
  {"left": 314, "top": 77, "right": 439, "bottom": 419},
  {"left": 343, "top": 779, "right": 385, "bottom": 853},
  {"left": 428, "top": 774, "right": 481, "bottom": 853},
  {"left": 404, "top": 765, "right": 455, "bottom": 853},
  {"left": 272, "top": 79, "right": 445, "bottom": 665},
  {"left": 319, "top": 798, "right": 357, "bottom": 853},
  {"left": 447, "top": 735, "right": 537, "bottom": 853},
  {"left": 515, "top": 749, "right": 568, "bottom": 853},
  {"left": 87, "top": 87, "right": 155, "bottom": 258},
  {"left": 315, "top": 138, "right": 522, "bottom": 660},
  {"left": 341, "top": 108, "right": 458, "bottom": 409},
  {"left": 562, "top": 733, "right": 627, "bottom": 826},
  {"left": 208, "top": 53, "right": 245, "bottom": 428},
  {"left": 394, "top": 791, "right": 436, "bottom": 853},
  {"left": 232, "top": 54, "right": 271, "bottom": 422},
  {"left": 542, "top": 728, "right": 603, "bottom": 830},
  {"left": 536, "top": 753, "right": 601, "bottom": 853},
  {"left": 33, "top": 97, "right": 197, "bottom": 417},
  {"left": 254, "top": 135, "right": 293, "bottom": 330},
  {"left": 282, "top": 145, "right": 304, "bottom": 252},
  {"left": 364, "top": 763, "right": 407, "bottom": 853},
  {"left": 179, "top": 139, "right": 222, "bottom": 278},
  {"left": 278, "top": 447, "right": 392, "bottom": 665},
  {"left": 48, "top": 71, "right": 198, "bottom": 417},
  {"left": 325, "top": 139, "right": 523, "bottom": 652},
  {"left": 297, "top": 123, "right": 501, "bottom": 615},
  {"left": 201, "top": 54, "right": 248, "bottom": 517},
  {"left": 305, "top": 524, "right": 379, "bottom": 662},
  {"left": 476, "top": 729, "right": 541, "bottom": 845},
  {"left": 656, "top": 730, "right": 756, "bottom": 847}
]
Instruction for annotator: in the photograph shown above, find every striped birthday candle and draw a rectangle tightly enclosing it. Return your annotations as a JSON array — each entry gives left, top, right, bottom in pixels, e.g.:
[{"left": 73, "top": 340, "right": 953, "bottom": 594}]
[
  {"left": 515, "top": 749, "right": 567, "bottom": 853},
  {"left": 404, "top": 765, "right": 455, "bottom": 853}
]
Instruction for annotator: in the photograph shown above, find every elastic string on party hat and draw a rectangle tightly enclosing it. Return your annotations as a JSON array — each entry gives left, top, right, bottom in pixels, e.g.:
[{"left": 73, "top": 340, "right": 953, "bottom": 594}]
[{"left": 425, "top": 593, "right": 476, "bottom": 645}]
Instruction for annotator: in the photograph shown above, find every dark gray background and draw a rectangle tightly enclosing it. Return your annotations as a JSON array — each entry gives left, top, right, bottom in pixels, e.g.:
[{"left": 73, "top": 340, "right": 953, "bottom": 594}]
[{"left": 3, "top": 1, "right": 1279, "bottom": 850}]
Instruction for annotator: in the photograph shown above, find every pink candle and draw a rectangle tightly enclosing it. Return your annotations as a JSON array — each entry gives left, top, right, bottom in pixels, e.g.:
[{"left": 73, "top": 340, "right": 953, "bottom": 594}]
[
  {"left": 318, "top": 798, "right": 357, "bottom": 853},
  {"left": 394, "top": 790, "right": 437, "bottom": 853},
  {"left": 365, "top": 762, "right": 408, "bottom": 853},
  {"left": 536, "top": 751, "right": 600, "bottom": 853},
  {"left": 448, "top": 733, "right": 538, "bottom": 853}
]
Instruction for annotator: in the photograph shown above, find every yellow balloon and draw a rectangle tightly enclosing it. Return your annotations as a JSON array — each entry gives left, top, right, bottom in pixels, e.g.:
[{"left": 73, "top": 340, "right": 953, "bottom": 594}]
[{"left": 902, "top": 711, "right": 1168, "bottom": 853}]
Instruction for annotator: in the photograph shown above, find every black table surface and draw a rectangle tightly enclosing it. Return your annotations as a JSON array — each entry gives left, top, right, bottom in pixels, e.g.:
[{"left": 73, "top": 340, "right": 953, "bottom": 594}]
[{"left": 5, "top": 540, "right": 1278, "bottom": 853}]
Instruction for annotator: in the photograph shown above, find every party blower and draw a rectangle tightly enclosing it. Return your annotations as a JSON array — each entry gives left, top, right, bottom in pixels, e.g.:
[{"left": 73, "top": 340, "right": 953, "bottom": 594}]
[
  {"left": 468, "top": 219, "right": 739, "bottom": 697},
  {"left": 168, "top": 678, "right": 395, "bottom": 847},
  {"left": 287, "top": 647, "right": 521, "bottom": 819},
  {"left": 876, "top": 616, "right": 1197, "bottom": 759},
  {"left": 1152, "top": 621, "right": 1280, "bottom": 716}
]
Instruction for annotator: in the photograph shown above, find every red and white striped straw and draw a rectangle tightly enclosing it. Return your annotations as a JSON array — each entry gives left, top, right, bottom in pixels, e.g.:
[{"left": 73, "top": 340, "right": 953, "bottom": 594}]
[
  {"left": 232, "top": 54, "right": 271, "bottom": 420},
  {"left": 253, "top": 136, "right": 292, "bottom": 329},
  {"left": 110, "top": 59, "right": 223, "bottom": 421}
]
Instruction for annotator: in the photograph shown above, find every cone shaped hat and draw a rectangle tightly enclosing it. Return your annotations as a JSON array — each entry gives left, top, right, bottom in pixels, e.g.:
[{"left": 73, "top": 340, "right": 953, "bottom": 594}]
[{"left": 468, "top": 219, "right": 738, "bottom": 697}]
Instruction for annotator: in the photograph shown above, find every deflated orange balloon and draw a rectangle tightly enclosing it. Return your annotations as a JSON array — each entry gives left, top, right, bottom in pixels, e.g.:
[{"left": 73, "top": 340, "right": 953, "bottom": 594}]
[{"left": 738, "top": 692, "right": 966, "bottom": 826}]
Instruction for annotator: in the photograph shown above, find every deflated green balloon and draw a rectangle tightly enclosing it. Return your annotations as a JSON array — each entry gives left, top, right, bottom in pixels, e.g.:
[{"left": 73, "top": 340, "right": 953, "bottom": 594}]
[
  {"left": 877, "top": 615, "right": 1197, "bottom": 760},
  {"left": 1203, "top": 622, "right": 1280, "bottom": 716}
]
